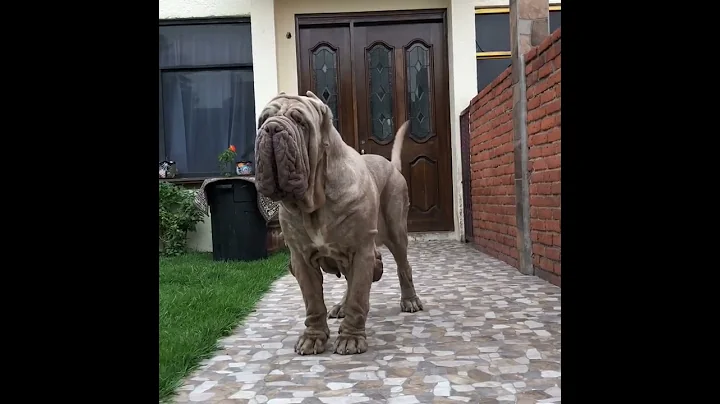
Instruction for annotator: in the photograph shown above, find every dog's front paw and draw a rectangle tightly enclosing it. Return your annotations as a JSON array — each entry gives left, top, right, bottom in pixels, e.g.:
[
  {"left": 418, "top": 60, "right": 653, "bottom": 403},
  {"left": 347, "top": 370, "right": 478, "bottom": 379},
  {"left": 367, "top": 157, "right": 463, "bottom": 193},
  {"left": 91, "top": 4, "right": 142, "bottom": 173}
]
[
  {"left": 328, "top": 303, "right": 345, "bottom": 319},
  {"left": 295, "top": 331, "right": 328, "bottom": 355},
  {"left": 400, "top": 296, "right": 424, "bottom": 313},
  {"left": 333, "top": 334, "right": 368, "bottom": 355}
]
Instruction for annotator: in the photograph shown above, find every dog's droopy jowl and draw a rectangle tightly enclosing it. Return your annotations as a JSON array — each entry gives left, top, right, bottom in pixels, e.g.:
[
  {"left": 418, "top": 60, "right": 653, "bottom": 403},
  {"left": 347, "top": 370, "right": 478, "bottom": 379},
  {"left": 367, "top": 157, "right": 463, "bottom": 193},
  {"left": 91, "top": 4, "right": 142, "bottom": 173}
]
[{"left": 255, "top": 91, "right": 424, "bottom": 355}]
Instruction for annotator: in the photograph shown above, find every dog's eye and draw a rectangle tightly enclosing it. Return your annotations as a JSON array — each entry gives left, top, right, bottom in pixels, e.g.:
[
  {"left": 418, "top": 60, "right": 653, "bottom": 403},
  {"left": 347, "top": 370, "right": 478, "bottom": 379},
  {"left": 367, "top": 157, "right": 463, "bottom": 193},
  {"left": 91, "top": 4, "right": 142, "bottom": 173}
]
[
  {"left": 257, "top": 114, "right": 269, "bottom": 129},
  {"left": 289, "top": 111, "right": 304, "bottom": 125}
]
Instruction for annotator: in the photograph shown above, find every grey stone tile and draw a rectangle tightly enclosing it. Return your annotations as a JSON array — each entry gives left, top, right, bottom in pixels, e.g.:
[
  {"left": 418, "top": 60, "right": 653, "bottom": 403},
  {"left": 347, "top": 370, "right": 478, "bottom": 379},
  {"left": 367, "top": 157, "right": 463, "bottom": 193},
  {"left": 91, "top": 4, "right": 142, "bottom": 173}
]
[{"left": 171, "top": 241, "right": 560, "bottom": 403}]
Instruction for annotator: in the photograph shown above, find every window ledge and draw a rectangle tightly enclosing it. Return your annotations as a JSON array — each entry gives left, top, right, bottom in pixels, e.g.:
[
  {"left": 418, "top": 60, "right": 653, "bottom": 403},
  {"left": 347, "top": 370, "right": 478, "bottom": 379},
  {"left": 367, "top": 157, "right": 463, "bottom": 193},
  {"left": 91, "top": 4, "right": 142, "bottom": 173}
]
[{"left": 159, "top": 177, "right": 208, "bottom": 188}]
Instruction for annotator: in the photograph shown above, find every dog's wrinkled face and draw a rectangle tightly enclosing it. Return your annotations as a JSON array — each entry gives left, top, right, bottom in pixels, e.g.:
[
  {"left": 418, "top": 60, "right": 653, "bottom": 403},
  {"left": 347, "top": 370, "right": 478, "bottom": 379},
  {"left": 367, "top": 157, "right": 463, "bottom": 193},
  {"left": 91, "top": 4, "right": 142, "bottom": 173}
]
[{"left": 255, "top": 91, "right": 334, "bottom": 212}]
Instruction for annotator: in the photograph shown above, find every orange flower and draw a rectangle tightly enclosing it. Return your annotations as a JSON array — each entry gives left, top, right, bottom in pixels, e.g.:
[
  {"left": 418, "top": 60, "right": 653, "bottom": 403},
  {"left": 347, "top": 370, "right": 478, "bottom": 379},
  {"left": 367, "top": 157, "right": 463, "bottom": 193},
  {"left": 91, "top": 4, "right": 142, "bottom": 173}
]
[{"left": 229, "top": 145, "right": 236, "bottom": 153}]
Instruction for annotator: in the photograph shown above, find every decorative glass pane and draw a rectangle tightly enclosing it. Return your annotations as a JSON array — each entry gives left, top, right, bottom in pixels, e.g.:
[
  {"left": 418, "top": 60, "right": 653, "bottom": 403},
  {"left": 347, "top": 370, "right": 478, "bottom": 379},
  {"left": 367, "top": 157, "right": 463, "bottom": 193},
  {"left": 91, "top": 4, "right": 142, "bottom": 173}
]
[
  {"left": 406, "top": 44, "right": 432, "bottom": 140},
  {"left": 312, "top": 46, "right": 339, "bottom": 129},
  {"left": 368, "top": 43, "right": 394, "bottom": 142}
]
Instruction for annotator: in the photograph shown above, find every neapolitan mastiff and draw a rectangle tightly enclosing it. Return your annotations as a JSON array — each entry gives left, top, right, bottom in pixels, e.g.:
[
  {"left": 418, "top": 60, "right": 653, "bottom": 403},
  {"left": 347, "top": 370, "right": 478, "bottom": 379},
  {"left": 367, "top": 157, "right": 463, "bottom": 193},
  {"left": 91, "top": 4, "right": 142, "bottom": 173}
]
[{"left": 254, "top": 91, "right": 423, "bottom": 355}]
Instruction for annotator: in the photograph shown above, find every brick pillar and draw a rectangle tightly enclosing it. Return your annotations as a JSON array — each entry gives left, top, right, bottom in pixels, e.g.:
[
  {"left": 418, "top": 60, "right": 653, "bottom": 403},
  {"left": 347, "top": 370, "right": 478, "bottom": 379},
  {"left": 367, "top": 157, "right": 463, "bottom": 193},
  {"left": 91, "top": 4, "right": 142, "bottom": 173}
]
[{"left": 509, "top": 0, "right": 549, "bottom": 276}]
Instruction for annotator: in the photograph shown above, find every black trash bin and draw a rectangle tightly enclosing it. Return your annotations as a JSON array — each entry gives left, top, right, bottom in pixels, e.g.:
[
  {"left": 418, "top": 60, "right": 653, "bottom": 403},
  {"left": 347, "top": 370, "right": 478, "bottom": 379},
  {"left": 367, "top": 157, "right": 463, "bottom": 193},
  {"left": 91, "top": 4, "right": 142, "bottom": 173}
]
[{"left": 206, "top": 180, "right": 268, "bottom": 261}]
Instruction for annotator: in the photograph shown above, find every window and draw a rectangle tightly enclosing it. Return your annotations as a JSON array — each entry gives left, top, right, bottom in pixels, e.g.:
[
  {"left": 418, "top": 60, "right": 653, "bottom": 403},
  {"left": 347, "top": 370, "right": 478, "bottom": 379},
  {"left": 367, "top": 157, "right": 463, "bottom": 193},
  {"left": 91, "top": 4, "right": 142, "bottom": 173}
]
[
  {"left": 159, "top": 18, "right": 256, "bottom": 180},
  {"left": 475, "top": 4, "right": 561, "bottom": 93}
]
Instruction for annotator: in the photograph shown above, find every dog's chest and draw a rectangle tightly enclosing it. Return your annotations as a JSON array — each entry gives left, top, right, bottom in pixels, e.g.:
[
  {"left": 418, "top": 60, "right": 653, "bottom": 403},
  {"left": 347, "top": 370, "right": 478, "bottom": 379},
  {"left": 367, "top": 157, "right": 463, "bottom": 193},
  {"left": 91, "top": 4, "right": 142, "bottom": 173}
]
[{"left": 306, "top": 226, "right": 327, "bottom": 249}]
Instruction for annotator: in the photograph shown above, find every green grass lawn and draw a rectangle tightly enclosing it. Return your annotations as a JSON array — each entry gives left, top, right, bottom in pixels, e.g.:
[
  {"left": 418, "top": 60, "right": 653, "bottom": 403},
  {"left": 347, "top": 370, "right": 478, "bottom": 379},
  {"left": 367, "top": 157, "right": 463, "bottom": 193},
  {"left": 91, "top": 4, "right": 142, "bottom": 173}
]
[{"left": 159, "top": 251, "right": 289, "bottom": 401}]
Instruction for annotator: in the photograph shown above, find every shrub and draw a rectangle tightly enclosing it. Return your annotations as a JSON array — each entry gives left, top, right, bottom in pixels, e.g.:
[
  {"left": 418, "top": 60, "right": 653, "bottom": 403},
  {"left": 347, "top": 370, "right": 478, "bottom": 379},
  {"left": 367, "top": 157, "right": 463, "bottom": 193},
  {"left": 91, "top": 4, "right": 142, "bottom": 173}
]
[{"left": 159, "top": 182, "right": 206, "bottom": 257}]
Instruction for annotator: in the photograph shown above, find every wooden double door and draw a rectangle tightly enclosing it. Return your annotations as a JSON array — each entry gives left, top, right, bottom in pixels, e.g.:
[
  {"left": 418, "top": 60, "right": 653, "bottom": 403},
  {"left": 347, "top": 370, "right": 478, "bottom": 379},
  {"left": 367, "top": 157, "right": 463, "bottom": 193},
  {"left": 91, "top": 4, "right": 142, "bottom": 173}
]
[{"left": 296, "top": 10, "right": 454, "bottom": 232}]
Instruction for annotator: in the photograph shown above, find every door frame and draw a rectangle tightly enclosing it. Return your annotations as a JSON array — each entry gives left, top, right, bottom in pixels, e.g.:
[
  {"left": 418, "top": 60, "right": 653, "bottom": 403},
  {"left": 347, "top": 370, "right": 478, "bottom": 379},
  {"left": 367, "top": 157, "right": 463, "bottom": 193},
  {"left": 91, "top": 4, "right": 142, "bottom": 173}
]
[{"left": 294, "top": 8, "right": 450, "bottom": 153}]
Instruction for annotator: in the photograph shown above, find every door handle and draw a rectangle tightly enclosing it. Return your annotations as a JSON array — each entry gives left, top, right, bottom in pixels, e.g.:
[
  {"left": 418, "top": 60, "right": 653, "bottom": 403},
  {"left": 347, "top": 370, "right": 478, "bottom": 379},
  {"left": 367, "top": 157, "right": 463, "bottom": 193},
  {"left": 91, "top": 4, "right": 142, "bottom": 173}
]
[{"left": 361, "top": 149, "right": 365, "bottom": 154}]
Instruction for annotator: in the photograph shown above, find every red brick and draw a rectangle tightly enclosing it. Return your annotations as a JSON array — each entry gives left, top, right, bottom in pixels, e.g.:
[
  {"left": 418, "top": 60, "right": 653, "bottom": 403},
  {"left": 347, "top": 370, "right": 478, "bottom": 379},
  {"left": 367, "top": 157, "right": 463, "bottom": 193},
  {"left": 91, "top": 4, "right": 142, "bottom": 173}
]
[
  {"left": 535, "top": 80, "right": 551, "bottom": 96},
  {"left": 528, "top": 121, "right": 542, "bottom": 135},
  {"left": 536, "top": 206, "right": 552, "bottom": 219},
  {"left": 551, "top": 208, "right": 561, "bottom": 220},
  {"left": 540, "top": 116, "right": 556, "bottom": 131},
  {"left": 551, "top": 182, "right": 561, "bottom": 194},
  {"left": 538, "top": 232, "right": 553, "bottom": 246},
  {"left": 530, "top": 171, "right": 544, "bottom": 183},
  {"left": 545, "top": 247, "right": 561, "bottom": 261},
  {"left": 527, "top": 95, "right": 541, "bottom": 110},
  {"left": 530, "top": 219, "right": 545, "bottom": 231},
  {"left": 532, "top": 243, "right": 545, "bottom": 256},
  {"left": 547, "top": 70, "right": 561, "bottom": 86},
  {"left": 532, "top": 158, "right": 548, "bottom": 171},
  {"left": 531, "top": 56, "right": 545, "bottom": 72},
  {"left": 539, "top": 86, "right": 556, "bottom": 104},
  {"left": 552, "top": 262, "right": 561, "bottom": 276},
  {"left": 527, "top": 106, "right": 546, "bottom": 122},
  {"left": 531, "top": 195, "right": 560, "bottom": 207},
  {"left": 544, "top": 99, "right": 560, "bottom": 115},
  {"left": 545, "top": 169, "right": 561, "bottom": 183},
  {"left": 553, "top": 234, "right": 561, "bottom": 246},
  {"left": 538, "top": 62, "right": 553, "bottom": 79},
  {"left": 546, "top": 220, "right": 560, "bottom": 232},
  {"left": 538, "top": 256, "right": 552, "bottom": 272},
  {"left": 525, "top": 48, "right": 538, "bottom": 64},
  {"left": 544, "top": 45, "right": 558, "bottom": 62},
  {"left": 537, "top": 184, "right": 553, "bottom": 196},
  {"left": 546, "top": 155, "right": 561, "bottom": 169},
  {"left": 551, "top": 28, "right": 561, "bottom": 42},
  {"left": 529, "top": 147, "right": 542, "bottom": 159},
  {"left": 547, "top": 127, "right": 561, "bottom": 142},
  {"left": 526, "top": 70, "right": 538, "bottom": 86},
  {"left": 541, "top": 144, "right": 555, "bottom": 157}
]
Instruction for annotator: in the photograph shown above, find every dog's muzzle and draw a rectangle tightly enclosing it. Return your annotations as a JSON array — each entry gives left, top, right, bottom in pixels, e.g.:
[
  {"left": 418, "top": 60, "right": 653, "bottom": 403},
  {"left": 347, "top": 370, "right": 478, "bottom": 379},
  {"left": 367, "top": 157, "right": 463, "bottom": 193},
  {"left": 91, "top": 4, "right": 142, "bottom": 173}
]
[{"left": 255, "top": 115, "right": 309, "bottom": 202}]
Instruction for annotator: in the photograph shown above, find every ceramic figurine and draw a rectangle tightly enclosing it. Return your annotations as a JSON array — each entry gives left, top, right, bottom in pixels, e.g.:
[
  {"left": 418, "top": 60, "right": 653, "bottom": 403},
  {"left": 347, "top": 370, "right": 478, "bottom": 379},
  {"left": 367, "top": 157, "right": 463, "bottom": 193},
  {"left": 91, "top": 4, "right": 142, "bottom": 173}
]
[
  {"left": 236, "top": 161, "right": 254, "bottom": 176},
  {"left": 159, "top": 160, "right": 177, "bottom": 179}
]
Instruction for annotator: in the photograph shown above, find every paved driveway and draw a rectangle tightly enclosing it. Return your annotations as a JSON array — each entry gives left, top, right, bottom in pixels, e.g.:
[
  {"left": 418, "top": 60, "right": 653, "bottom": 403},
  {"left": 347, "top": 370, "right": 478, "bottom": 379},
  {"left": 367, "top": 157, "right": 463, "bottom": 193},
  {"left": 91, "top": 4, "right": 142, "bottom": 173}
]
[{"left": 173, "top": 241, "right": 561, "bottom": 404}]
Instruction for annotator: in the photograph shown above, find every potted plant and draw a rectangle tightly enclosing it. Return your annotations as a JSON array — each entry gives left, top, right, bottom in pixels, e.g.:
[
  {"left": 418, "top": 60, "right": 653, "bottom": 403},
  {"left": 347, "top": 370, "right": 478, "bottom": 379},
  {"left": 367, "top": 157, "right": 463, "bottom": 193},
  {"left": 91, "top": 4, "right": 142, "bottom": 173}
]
[{"left": 218, "top": 145, "right": 237, "bottom": 177}]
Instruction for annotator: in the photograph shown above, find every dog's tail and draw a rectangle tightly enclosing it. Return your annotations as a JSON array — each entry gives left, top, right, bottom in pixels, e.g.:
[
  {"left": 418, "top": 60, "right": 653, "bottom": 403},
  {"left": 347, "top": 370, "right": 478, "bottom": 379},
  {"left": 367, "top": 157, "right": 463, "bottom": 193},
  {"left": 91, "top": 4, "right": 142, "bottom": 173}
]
[{"left": 391, "top": 120, "right": 410, "bottom": 172}]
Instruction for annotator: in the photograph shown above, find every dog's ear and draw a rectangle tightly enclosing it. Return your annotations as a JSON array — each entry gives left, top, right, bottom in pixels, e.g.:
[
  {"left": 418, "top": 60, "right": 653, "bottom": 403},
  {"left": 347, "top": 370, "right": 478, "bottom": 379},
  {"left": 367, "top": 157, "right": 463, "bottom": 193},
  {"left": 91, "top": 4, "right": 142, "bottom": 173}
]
[{"left": 305, "top": 92, "right": 334, "bottom": 136}]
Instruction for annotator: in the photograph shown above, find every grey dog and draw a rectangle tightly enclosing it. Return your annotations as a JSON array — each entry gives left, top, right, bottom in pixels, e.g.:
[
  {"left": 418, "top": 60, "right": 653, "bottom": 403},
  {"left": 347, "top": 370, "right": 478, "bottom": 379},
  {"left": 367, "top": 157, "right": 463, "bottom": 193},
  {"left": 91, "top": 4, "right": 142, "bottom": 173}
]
[{"left": 255, "top": 91, "right": 423, "bottom": 355}]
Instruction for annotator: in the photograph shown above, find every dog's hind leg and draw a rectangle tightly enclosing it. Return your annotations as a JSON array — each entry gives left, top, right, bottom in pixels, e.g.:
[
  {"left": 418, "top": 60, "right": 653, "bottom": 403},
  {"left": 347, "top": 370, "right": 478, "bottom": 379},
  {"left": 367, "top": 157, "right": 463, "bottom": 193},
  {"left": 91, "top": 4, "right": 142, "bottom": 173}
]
[
  {"left": 333, "top": 244, "right": 374, "bottom": 355},
  {"left": 328, "top": 278, "right": 348, "bottom": 319},
  {"left": 329, "top": 249, "right": 382, "bottom": 319},
  {"left": 386, "top": 236, "right": 424, "bottom": 313}
]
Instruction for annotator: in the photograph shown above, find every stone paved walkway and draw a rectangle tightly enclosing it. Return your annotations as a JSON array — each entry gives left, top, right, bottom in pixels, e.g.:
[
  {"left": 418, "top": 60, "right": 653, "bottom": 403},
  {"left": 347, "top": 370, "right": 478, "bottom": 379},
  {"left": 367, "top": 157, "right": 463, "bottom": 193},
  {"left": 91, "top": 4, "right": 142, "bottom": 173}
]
[{"left": 173, "top": 241, "right": 561, "bottom": 404}]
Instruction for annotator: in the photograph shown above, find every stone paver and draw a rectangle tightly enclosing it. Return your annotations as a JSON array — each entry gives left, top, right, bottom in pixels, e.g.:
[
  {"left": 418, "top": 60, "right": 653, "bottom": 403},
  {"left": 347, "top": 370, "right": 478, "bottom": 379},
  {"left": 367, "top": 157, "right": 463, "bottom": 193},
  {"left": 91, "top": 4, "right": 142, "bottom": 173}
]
[{"left": 173, "top": 241, "right": 561, "bottom": 403}]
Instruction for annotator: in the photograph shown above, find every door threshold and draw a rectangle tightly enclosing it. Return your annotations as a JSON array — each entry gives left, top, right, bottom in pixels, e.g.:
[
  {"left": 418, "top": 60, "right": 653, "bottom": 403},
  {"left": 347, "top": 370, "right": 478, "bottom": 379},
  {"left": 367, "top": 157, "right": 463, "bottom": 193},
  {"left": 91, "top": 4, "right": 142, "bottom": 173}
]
[{"left": 408, "top": 231, "right": 457, "bottom": 242}]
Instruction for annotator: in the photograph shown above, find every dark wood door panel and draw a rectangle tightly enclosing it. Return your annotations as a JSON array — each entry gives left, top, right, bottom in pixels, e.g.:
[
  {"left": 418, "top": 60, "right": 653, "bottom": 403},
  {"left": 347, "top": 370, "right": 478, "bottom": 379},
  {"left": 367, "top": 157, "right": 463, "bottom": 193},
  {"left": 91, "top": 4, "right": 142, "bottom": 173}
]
[
  {"left": 297, "top": 26, "right": 356, "bottom": 148},
  {"left": 353, "top": 21, "right": 453, "bottom": 232},
  {"left": 296, "top": 11, "right": 453, "bottom": 232}
]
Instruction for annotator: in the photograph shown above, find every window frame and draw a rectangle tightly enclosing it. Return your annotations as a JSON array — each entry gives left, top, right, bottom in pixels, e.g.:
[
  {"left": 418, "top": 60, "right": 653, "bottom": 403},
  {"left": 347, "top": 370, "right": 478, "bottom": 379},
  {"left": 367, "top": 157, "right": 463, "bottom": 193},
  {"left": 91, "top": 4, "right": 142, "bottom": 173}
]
[
  {"left": 474, "top": 4, "right": 561, "bottom": 60},
  {"left": 474, "top": 4, "right": 560, "bottom": 93},
  {"left": 158, "top": 17, "right": 254, "bottom": 186}
]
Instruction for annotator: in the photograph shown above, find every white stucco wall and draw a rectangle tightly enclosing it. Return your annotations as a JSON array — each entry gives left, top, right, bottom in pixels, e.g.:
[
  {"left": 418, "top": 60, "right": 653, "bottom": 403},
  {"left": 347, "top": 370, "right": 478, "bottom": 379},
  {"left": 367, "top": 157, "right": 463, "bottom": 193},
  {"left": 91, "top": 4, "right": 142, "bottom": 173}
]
[
  {"left": 160, "top": 0, "right": 560, "bottom": 251},
  {"left": 159, "top": 0, "right": 251, "bottom": 19}
]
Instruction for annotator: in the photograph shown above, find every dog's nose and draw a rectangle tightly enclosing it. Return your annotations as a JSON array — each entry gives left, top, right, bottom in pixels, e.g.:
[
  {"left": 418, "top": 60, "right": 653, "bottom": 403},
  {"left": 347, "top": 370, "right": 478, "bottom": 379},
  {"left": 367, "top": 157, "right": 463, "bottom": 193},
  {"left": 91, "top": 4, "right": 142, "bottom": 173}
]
[{"left": 264, "top": 121, "right": 284, "bottom": 135}]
